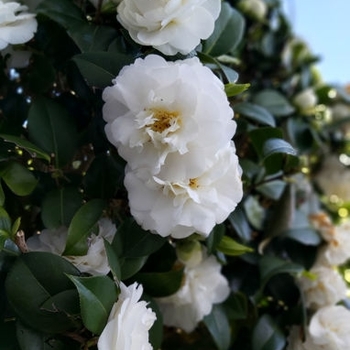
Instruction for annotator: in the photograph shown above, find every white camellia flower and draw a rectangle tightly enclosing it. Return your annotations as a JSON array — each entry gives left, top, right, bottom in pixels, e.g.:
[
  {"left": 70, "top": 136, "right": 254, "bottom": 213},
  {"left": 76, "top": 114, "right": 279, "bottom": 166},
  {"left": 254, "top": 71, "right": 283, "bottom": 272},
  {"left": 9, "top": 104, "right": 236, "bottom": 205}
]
[
  {"left": 293, "top": 88, "right": 318, "bottom": 113},
  {"left": 103, "top": 54, "right": 236, "bottom": 175},
  {"left": 0, "top": 1, "right": 37, "bottom": 50},
  {"left": 116, "top": 0, "right": 221, "bottom": 55},
  {"left": 98, "top": 282, "right": 156, "bottom": 350},
  {"left": 125, "top": 142, "right": 243, "bottom": 238},
  {"left": 310, "top": 212, "right": 350, "bottom": 266},
  {"left": 297, "top": 264, "right": 347, "bottom": 309},
  {"left": 307, "top": 305, "right": 350, "bottom": 349},
  {"left": 26, "top": 218, "right": 116, "bottom": 275},
  {"left": 315, "top": 154, "right": 350, "bottom": 203},
  {"left": 155, "top": 254, "right": 230, "bottom": 333}
]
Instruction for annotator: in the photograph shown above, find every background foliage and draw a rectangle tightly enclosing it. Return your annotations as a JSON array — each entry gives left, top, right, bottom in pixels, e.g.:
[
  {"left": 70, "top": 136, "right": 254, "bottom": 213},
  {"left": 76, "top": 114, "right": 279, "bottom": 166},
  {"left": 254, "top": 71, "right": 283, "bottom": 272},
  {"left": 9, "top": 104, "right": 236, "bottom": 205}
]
[{"left": 1, "top": 0, "right": 349, "bottom": 349}]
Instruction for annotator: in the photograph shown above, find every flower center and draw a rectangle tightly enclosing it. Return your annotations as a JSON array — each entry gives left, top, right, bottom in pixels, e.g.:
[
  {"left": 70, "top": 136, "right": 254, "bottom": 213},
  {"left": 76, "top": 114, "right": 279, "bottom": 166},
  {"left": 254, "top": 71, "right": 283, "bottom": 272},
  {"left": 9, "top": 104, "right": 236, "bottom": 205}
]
[
  {"left": 149, "top": 109, "right": 180, "bottom": 133},
  {"left": 189, "top": 178, "right": 199, "bottom": 189}
]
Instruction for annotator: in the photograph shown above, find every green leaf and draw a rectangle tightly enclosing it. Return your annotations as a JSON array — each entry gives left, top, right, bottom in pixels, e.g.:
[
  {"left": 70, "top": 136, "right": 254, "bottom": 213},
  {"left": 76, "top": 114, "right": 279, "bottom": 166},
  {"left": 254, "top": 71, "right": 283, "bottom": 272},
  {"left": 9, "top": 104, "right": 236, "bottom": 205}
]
[
  {"left": 120, "top": 256, "right": 148, "bottom": 280},
  {"left": 225, "top": 83, "right": 250, "bottom": 97},
  {"left": 249, "top": 127, "right": 284, "bottom": 159},
  {"left": 202, "top": 2, "right": 245, "bottom": 56},
  {"left": 282, "top": 228, "right": 321, "bottom": 246},
  {"left": 234, "top": 102, "right": 276, "bottom": 127},
  {"left": 133, "top": 269, "right": 184, "bottom": 298},
  {"left": 41, "top": 187, "right": 83, "bottom": 229},
  {"left": 27, "top": 98, "right": 78, "bottom": 167},
  {"left": 11, "top": 217, "right": 21, "bottom": 237},
  {"left": 68, "top": 275, "right": 118, "bottom": 335},
  {"left": 252, "top": 314, "right": 286, "bottom": 350},
  {"left": 0, "top": 207, "right": 11, "bottom": 233},
  {"left": 104, "top": 239, "right": 121, "bottom": 282},
  {"left": 5, "top": 252, "right": 81, "bottom": 333},
  {"left": 72, "top": 52, "right": 134, "bottom": 88},
  {"left": 224, "top": 292, "right": 248, "bottom": 321},
  {"left": 253, "top": 89, "right": 295, "bottom": 117},
  {"left": 228, "top": 206, "right": 252, "bottom": 242},
  {"left": 113, "top": 218, "right": 166, "bottom": 258},
  {"left": 244, "top": 196, "right": 265, "bottom": 230},
  {"left": 259, "top": 255, "right": 303, "bottom": 288},
  {"left": 203, "top": 304, "right": 231, "bottom": 350},
  {"left": 206, "top": 224, "right": 225, "bottom": 255},
  {"left": 256, "top": 180, "right": 286, "bottom": 200},
  {"left": 63, "top": 199, "right": 105, "bottom": 256},
  {"left": 217, "top": 236, "right": 253, "bottom": 256},
  {"left": 38, "top": 0, "right": 119, "bottom": 52},
  {"left": 262, "top": 138, "right": 297, "bottom": 160},
  {"left": 0, "top": 182, "right": 4, "bottom": 206},
  {"left": 0, "top": 162, "right": 37, "bottom": 196},
  {"left": 0, "top": 134, "right": 51, "bottom": 162}
]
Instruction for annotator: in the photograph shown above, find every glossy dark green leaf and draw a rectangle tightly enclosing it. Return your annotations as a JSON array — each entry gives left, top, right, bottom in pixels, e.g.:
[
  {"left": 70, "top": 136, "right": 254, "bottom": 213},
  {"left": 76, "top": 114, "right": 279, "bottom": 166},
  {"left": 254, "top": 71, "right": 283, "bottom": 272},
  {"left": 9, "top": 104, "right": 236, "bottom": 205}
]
[
  {"left": 224, "top": 292, "right": 248, "bottom": 321},
  {"left": 203, "top": 304, "right": 231, "bottom": 350},
  {"left": 0, "top": 207, "right": 11, "bottom": 233},
  {"left": 63, "top": 199, "right": 105, "bottom": 256},
  {"left": 16, "top": 321, "right": 79, "bottom": 350},
  {"left": 27, "top": 98, "right": 78, "bottom": 167},
  {"left": 0, "top": 134, "right": 51, "bottom": 162},
  {"left": 253, "top": 89, "right": 295, "bottom": 117},
  {"left": 114, "top": 218, "right": 166, "bottom": 258},
  {"left": 228, "top": 206, "right": 252, "bottom": 242},
  {"left": 234, "top": 102, "right": 276, "bottom": 127},
  {"left": 83, "top": 153, "right": 125, "bottom": 199},
  {"left": 282, "top": 228, "right": 321, "bottom": 246},
  {"left": 133, "top": 269, "right": 184, "bottom": 298},
  {"left": 0, "top": 162, "right": 37, "bottom": 196},
  {"left": 0, "top": 182, "right": 4, "bottom": 206},
  {"left": 252, "top": 314, "right": 285, "bottom": 350},
  {"left": 217, "top": 236, "right": 253, "bottom": 256},
  {"left": 41, "top": 187, "right": 83, "bottom": 229},
  {"left": 262, "top": 138, "right": 297, "bottom": 160},
  {"left": 206, "top": 223, "right": 225, "bottom": 255},
  {"left": 202, "top": 2, "right": 245, "bottom": 56},
  {"left": 72, "top": 52, "right": 134, "bottom": 88},
  {"left": 256, "top": 180, "right": 286, "bottom": 200},
  {"left": 104, "top": 239, "right": 121, "bottom": 282},
  {"left": 225, "top": 83, "right": 250, "bottom": 97},
  {"left": 259, "top": 255, "right": 303, "bottom": 288},
  {"left": 68, "top": 275, "right": 118, "bottom": 335},
  {"left": 120, "top": 256, "right": 148, "bottom": 280},
  {"left": 249, "top": 127, "right": 284, "bottom": 159},
  {"left": 5, "top": 252, "right": 81, "bottom": 333}
]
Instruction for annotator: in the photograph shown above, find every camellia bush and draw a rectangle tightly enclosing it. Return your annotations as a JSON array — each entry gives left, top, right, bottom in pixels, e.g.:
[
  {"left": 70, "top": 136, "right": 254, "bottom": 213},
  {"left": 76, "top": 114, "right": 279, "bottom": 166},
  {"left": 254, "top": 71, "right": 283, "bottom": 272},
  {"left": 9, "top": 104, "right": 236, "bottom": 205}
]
[{"left": 2, "top": 0, "right": 350, "bottom": 349}]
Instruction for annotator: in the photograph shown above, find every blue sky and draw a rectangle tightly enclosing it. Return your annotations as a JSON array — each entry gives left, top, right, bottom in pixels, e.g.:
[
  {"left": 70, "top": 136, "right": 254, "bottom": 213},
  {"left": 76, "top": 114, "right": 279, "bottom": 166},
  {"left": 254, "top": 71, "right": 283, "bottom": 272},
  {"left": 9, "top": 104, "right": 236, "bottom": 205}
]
[{"left": 283, "top": 0, "right": 350, "bottom": 85}]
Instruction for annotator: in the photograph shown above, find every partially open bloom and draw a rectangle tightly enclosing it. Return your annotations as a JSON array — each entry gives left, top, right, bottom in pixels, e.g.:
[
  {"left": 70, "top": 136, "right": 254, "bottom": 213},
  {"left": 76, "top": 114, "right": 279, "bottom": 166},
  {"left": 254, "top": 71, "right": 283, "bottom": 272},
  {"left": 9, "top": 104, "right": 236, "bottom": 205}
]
[
  {"left": 125, "top": 142, "right": 243, "bottom": 238},
  {"left": 26, "top": 218, "right": 116, "bottom": 275},
  {"left": 297, "top": 264, "right": 347, "bottom": 309},
  {"left": 0, "top": 1, "right": 37, "bottom": 50},
  {"left": 103, "top": 54, "right": 235, "bottom": 175},
  {"left": 310, "top": 212, "right": 350, "bottom": 266},
  {"left": 117, "top": 0, "right": 221, "bottom": 55},
  {"left": 238, "top": 0, "right": 267, "bottom": 21},
  {"left": 293, "top": 88, "right": 318, "bottom": 114},
  {"left": 314, "top": 154, "right": 350, "bottom": 202},
  {"left": 155, "top": 254, "right": 230, "bottom": 333},
  {"left": 98, "top": 282, "right": 156, "bottom": 350}
]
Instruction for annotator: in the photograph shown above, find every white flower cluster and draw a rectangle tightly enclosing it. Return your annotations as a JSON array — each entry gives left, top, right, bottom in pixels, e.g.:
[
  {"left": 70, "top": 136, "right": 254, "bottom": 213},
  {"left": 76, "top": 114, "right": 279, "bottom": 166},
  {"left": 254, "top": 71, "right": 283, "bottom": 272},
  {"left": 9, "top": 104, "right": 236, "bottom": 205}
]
[
  {"left": 98, "top": 282, "right": 156, "bottom": 350},
  {"left": 0, "top": 1, "right": 37, "bottom": 50},
  {"left": 155, "top": 248, "right": 230, "bottom": 333},
  {"left": 288, "top": 211, "right": 350, "bottom": 349},
  {"left": 26, "top": 218, "right": 116, "bottom": 275},
  {"left": 103, "top": 54, "right": 243, "bottom": 239},
  {"left": 116, "top": 0, "right": 221, "bottom": 55}
]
